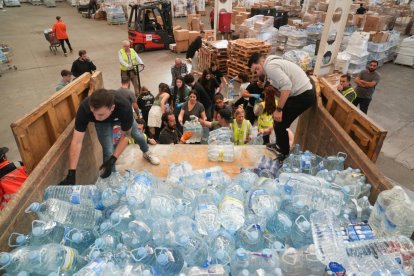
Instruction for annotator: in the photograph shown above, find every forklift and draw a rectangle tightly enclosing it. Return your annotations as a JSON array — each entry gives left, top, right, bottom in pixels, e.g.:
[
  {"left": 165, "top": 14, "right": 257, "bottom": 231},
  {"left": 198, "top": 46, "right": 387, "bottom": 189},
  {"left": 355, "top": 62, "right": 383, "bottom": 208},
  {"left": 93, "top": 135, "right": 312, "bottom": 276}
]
[{"left": 128, "top": 0, "right": 175, "bottom": 53}]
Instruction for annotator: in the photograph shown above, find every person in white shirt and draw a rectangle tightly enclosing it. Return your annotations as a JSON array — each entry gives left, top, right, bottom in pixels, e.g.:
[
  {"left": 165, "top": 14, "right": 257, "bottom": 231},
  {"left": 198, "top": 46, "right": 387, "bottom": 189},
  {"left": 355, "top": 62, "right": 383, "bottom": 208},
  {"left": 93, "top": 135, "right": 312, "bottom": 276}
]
[
  {"left": 118, "top": 40, "right": 144, "bottom": 97},
  {"left": 248, "top": 53, "right": 315, "bottom": 160}
]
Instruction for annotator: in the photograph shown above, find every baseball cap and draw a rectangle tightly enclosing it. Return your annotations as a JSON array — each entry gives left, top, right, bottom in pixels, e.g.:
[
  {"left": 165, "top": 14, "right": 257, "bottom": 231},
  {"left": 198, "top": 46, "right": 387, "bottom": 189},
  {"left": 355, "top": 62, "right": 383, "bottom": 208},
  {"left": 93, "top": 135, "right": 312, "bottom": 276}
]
[{"left": 0, "top": 147, "right": 9, "bottom": 158}]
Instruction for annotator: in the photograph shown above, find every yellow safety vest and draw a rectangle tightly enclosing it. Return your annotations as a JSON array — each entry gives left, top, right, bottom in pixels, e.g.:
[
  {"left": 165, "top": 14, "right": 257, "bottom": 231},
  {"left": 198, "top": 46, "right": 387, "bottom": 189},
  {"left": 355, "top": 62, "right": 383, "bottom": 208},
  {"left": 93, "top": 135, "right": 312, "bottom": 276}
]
[
  {"left": 341, "top": 87, "right": 357, "bottom": 103},
  {"left": 258, "top": 100, "right": 278, "bottom": 130},
  {"left": 119, "top": 48, "right": 139, "bottom": 71},
  {"left": 232, "top": 119, "right": 250, "bottom": 145}
]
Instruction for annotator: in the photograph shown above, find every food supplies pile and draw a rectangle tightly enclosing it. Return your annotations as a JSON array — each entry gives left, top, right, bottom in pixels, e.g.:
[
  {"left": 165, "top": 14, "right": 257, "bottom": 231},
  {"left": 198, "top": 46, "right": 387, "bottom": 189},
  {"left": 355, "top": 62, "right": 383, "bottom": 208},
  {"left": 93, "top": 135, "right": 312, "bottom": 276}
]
[{"left": 1, "top": 146, "right": 414, "bottom": 276}]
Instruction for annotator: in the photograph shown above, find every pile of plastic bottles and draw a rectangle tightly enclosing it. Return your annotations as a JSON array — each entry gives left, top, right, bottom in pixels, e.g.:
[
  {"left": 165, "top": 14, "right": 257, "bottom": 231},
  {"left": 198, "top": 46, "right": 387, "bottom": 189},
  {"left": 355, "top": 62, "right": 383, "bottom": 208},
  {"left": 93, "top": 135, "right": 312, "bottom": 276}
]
[
  {"left": 183, "top": 115, "right": 203, "bottom": 144},
  {"left": 1, "top": 146, "right": 414, "bottom": 276},
  {"left": 208, "top": 128, "right": 235, "bottom": 162}
]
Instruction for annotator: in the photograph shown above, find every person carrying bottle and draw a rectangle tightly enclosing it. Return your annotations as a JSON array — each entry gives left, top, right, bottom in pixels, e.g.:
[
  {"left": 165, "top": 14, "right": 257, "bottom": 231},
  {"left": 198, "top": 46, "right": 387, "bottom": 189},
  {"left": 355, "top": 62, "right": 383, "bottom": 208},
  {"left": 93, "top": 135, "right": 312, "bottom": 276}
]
[
  {"left": 231, "top": 108, "right": 252, "bottom": 145},
  {"left": 119, "top": 40, "right": 144, "bottom": 97},
  {"left": 200, "top": 108, "right": 232, "bottom": 131},
  {"left": 58, "top": 89, "right": 137, "bottom": 185},
  {"left": 248, "top": 53, "right": 315, "bottom": 160}
]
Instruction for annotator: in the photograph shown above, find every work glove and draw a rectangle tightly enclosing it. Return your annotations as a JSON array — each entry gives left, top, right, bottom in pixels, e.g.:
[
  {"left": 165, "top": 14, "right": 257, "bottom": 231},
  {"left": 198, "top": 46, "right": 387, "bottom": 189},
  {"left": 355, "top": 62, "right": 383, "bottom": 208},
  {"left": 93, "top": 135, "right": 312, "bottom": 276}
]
[
  {"left": 100, "top": 155, "right": 117, "bottom": 179},
  {"left": 176, "top": 102, "right": 183, "bottom": 109},
  {"left": 58, "top": 170, "right": 76, "bottom": 186},
  {"left": 251, "top": 94, "right": 260, "bottom": 99},
  {"left": 180, "top": 131, "right": 193, "bottom": 143}
]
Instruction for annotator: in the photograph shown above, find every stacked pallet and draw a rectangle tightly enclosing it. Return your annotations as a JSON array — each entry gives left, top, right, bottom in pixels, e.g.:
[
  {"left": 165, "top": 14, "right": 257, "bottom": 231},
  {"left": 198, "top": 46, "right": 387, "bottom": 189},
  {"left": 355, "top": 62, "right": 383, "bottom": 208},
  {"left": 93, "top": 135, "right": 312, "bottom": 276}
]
[
  {"left": 198, "top": 40, "right": 228, "bottom": 73},
  {"left": 227, "top": 38, "right": 272, "bottom": 80}
]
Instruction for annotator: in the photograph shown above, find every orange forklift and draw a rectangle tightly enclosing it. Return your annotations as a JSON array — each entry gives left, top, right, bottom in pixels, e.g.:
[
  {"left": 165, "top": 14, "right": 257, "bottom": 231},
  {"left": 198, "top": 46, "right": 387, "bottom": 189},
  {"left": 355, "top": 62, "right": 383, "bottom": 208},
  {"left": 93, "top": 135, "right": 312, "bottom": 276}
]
[{"left": 128, "top": 0, "right": 175, "bottom": 53}]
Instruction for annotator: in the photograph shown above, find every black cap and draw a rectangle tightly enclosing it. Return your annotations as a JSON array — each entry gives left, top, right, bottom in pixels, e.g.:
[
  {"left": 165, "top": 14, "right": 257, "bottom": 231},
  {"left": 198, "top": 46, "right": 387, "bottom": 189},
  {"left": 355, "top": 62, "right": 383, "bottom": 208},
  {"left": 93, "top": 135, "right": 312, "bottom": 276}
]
[
  {"left": 218, "top": 108, "right": 232, "bottom": 122},
  {"left": 0, "top": 147, "right": 9, "bottom": 158}
]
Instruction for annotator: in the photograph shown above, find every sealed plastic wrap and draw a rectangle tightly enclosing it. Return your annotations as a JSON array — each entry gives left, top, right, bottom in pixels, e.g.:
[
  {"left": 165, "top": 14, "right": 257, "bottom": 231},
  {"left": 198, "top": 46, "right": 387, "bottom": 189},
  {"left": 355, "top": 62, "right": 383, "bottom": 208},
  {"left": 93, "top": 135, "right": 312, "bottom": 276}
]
[
  {"left": 285, "top": 29, "right": 308, "bottom": 52},
  {"left": 302, "top": 44, "right": 316, "bottom": 68},
  {"left": 106, "top": 5, "right": 126, "bottom": 24},
  {"left": 306, "top": 23, "right": 324, "bottom": 45},
  {"left": 282, "top": 50, "right": 312, "bottom": 71},
  {"left": 277, "top": 25, "right": 295, "bottom": 51},
  {"left": 183, "top": 115, "right": 203, "bottom": 144},
  {"left": 335, "top": 52, "right": 351, "bottom": 74},
  {"left": 345, "top": 31, "right": 370, "bottom": 57}
]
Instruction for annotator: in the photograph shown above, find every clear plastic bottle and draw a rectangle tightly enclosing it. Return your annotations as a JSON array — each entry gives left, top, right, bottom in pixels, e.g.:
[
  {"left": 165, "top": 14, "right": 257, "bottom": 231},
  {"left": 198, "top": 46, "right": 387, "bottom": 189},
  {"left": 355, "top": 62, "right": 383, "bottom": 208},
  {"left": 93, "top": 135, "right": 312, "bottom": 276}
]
[
  {"left": 176, "top": 234, "right": 209, "bottom": 267},
  {"left": 236, "top": 224, "right": 265, "bottom": 252},
  {"left": 180, "top": 167, "right": 229, "bottom": 190},
  {"left": 230, "top": 248, "right": 251, "bottom": 276},
  {"left": 218, "top": 184, "right": 245, "bottom": 232},
  {"left": 290, "top": 215, "right": 313, "bottom": 248},
  {"left": 110, "top": 204, "right": 134, "bottom": 231},
  {"left": 152, "top": 218, "right": 175, "bottom": 247},
  {"left": 208, "top": 143, "right": 235, "bottom": 162},
  {"left": 131, "top": 244, "right": 156, "bottom": 266},
  {"left": 101, "top": 187, "right": 120, "bottom": 208},
  {"left": 302, "top": 244, "right": 326, "bottom": 276},
  {"left": 246, "top": 187, "right": 277, "bottom": 220},
  {"left": 194, "top": 195, "right": 220, "bottom": 236},
  {"left": 357, "top": 196, "right": 372, "bottom": 221},
  {"left": 280, "top": 200, "right": 309, "bottom": 222},
  {"left": 30, "top": 220, "right": 65, "bottom": 246},
  {"left": 126, "top": 172, "right": 154, "bottom": 209},
  {"left": 94, "top": 233, "right": 119, "bottom": 252},
  {"left": 44, "top": 185, "right": 103, "bottom": 210},
  {"left": 25, "top": 198, "right": 102, "bottom": 230},
  {"left": 73, "top": 256, "right": 120, "bottom": 276},
  {"left": 323, "top": 152, "right": 347, "bottom": 171},
  {"left": 153, "top": 248, "right": 185, "bottom": 276},
  {"left": 380, "top": 200, "right": 414, "bottom": 237},
  {"left": 210, "top": 229, "right": 235, "bottom": 266},
  {"left": 149, "top": 192, "right": 177, "bottom": 219},
  {"left": 126, "top": 220, "right": 153, "bottom": 248},
  {"left": 64, "top": 228, "right": 96, "bottom": 254},
  {"left": 250, "top": 248, "right": 280, "bottom": 275},
  {"left": 0, "top": 247, "right": 33, "bottom": 274},
  {"left": 232, "top": 170, "right": 259, "bottom": 192},
  {"left": 279, "top": 247, "right": 303, "bottom": 276},
  {"left": 266, "top": 211, "right": 293, "bottom": 243}
]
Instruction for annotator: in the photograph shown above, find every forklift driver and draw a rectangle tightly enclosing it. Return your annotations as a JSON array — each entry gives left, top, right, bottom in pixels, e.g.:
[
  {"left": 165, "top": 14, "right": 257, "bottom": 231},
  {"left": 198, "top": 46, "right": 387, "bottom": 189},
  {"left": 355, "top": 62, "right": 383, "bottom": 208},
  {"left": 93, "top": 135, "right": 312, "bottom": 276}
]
[{"left": 144, "top": 10, "right": 156, "bottom": 31}]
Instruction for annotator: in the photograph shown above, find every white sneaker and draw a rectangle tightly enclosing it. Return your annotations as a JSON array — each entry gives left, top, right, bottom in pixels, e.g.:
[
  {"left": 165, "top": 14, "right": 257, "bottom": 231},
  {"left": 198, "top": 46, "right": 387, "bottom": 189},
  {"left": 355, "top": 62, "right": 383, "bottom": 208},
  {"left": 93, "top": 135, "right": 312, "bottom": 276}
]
[{"left": 143, "top": 151, "right": 160, "bottom": 165}]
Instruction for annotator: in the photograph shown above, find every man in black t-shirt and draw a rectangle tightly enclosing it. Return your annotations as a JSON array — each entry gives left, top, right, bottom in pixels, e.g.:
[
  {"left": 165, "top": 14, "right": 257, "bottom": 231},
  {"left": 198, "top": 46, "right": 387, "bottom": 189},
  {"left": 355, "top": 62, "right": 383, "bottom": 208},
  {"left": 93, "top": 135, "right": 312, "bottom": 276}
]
[
  {"left": 356, "top": 4, "right": 367, "bottom": 14},
  {"left": 58, "top": 89, "right": 133, "bottom": 185}
]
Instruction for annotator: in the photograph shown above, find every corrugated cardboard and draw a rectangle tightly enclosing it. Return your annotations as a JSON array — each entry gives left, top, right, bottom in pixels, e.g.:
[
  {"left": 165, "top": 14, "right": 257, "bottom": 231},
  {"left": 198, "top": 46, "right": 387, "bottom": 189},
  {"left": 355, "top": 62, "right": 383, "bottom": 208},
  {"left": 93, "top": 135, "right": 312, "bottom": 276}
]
[
  {"left": 187, "top": 14, "right": 201, "bottom": 24},
  {"left": 363, "top": 15, "right": 387, "bottom": 32},
  {"left": 174, "top": 29, "right": 190, "bottom": 41},
  {"left": 192, "top": 18, "right": 201, "bottom": 31},
  {"left": 176, "top": 40, "right": 189, "bottom": 52},
  {"left": 371, "top": 31, "right": 390, "bottom": 43}
]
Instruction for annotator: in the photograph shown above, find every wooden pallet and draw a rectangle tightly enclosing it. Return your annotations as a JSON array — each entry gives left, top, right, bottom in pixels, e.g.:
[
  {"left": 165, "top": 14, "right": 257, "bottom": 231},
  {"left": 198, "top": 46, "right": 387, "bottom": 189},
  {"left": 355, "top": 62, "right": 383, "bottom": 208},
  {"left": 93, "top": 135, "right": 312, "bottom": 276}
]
[
  {"left": 107, "top": 21, "right": 126, "bottom": 25},
  {"left": 198, "top": 40, "right": 229, "bottom": 73}
]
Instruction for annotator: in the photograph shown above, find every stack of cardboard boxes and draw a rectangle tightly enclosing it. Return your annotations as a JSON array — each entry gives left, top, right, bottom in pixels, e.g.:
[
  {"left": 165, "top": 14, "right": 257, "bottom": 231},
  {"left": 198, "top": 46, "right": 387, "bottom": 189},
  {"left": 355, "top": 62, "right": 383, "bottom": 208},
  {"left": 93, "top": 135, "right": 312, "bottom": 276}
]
[
  {"left": 173, "top": 28, "right": 189, "bottom": 53},
  {"left": 232, "top": 7, "right": 251, "bottom": 36},
  {"left": 187, "top": 14, "right": 204, "bottom": 31}
]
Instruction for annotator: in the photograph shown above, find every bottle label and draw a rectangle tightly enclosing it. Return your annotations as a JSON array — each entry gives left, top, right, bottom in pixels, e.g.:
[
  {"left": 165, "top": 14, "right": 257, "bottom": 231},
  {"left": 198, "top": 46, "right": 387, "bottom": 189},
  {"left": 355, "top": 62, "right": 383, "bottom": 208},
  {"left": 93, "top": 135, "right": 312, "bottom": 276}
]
[
  {"left": 220, "top": 196, "right": 244, "bottom": 212},
  {"left": 70, "top": 186, "right": 82, "bottom": 204},
  {"left": 383, "top": 214, "right": 397, "bottom": 232},
  {"left": 61, "top": 246, "right": 76, "bottom": 272}
]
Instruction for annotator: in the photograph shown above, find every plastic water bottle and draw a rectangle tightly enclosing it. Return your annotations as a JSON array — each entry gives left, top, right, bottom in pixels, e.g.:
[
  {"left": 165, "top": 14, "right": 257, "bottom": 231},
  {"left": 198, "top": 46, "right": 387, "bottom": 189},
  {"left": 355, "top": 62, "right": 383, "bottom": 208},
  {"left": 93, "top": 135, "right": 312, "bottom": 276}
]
[
  {"left": 279, "top": 247, "right": 303, "bottom": 276},
  {"left": 246, "top": 187, "right": 277, "bottom": 220},
  {"left": 233, "top": 170, "right": 259, "bottom": 191},
  {"left": 176, "top": 234, "right": 209, "bottom": 267},
  {"left": 110, "top": 204, "right": 134, "bottom": 231},
  {"left": 210, "top": 229, "right": 235, "bottom": 265},
  {"left": 208, "top": 142, "right": 235, "bottom": 162},
  {"left": 149, "top": 192, "right": 177, "bottom": 218},
  {"left": 280, "top": 200, "right": 309, "bottom": 222},
  {"left": 194, "top": 193, "right": 220, "bottom": 236},
  {"left": 131, "top": 244, "right": 156, "bottom": 266},
  {"left": 126, "top": 172, "right": 154, "bottom": 209},
  {"left": 30, "top": 220, "right": 65, "bottom": 246},
  {"left": 27, "top": 243, "right": 85, "bottom": 275},
  {"left": 185, "top": 264, "right": 227, "bottom": 276},
  {"left": 380, "top": 200, "right": 414, "bottom": 237},
  {"left": 218, "top": 184, "right": 245, "bottom": 232},
  {"left": 101, "top": 187, "right": 120, "bottom": 208},
  {"left": 368, "top": 186, "right": 408, "bottom": 233},
  {"left": 230, "top": 248, "right": 250, "bottom": 276},
  {"left": 64, "top": 228, "right": 96, "bottom": 254},
  {"left": 266, "top": 211, "right": 293, "bottom": 243},
  {"left": 94, "top": 233, "right": 119, "bottom": 252},
  {"left": 359, "top": 183, "right": 372, "bottom": 198},
  {"left": 316, "top": 169, "right": 338, "bottom": 183},
  {"left": 44, "top": 185, "right": 103, "bottom": 210},
  {"left": 302, "top": 244, "right": 326, "bottom": 276},
  {"left": 123, "top": 263, "right": 153, "bottom": 276},
  {"left": 250, "top": 248, "right": 281, "bottom": 275},
  {"left": 323, "top": 152, "right": 347, "bottom": 171},
  {"left": 180, "top": 167, "right": 230, "bottom": 190},
  {"left": 0, "top": 247, "right": 33, "bottom": 274},
  {"left": 125, "top": 220, "right": 153, "bottom": 248},
  {"left": 95, "top": 172, "right": 125, "bottom": 192},
  {"left": 25, "top": 198, "right": 102, "bottom": 230},
  {"left": 152, "top": 218, "right": 175, "bottom": 247},
  {"left": 73, "top": 256, "right": 119, "bottom": 276},
  {"left": 290, "top": 215, "right": 313, "bottom": 248},
  {"left": 357, "top": 196, "right": 372, "bottom": 221},
  {"left": 153, "top": 248, "right": 185, "bottom": 276},
  {"left": 173, "top": 216, "right": 197, "bottom": 240},
  {"left": 237, "top": 224, "right": 265, "bottom": 252}
]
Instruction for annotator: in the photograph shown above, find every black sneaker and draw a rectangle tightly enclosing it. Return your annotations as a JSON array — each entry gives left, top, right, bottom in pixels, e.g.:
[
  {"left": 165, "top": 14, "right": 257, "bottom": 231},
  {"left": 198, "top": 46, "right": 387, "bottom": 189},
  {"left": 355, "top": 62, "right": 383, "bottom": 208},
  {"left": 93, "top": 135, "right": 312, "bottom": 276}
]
[{"left": 266, "top": 143, "right": 281, "bottom": 154}]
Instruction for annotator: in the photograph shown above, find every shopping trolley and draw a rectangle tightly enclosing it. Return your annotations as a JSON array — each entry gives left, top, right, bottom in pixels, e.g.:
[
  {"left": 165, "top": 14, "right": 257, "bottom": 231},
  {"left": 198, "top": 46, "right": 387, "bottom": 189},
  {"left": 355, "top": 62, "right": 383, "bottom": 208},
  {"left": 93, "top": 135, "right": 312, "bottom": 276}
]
[
  {"left": 0, "top": 44, "right": 17, "bottom": 77},
  {"left": 44, "top": 29, "right": 60, "bottom": 55}
]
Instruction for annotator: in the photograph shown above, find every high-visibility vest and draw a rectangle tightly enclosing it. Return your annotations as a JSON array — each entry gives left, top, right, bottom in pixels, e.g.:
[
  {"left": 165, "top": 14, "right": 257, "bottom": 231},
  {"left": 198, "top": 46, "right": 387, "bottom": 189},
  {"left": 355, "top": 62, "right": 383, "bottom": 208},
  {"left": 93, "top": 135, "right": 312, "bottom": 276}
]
[
  {"left": 232, "top": 119, "right": 250, "bottom": 145},
  {"left": 341, "top": 86, "right": 357, "bottom": 103},
  {"left": 0, "top": 160, "right": 28, "bottom": 209},
  {"left": 258, "top": 100, "right": 278, "bottom": 130},
  {"left": 119, "top": 48, "right": 139, "bottom": 71}
]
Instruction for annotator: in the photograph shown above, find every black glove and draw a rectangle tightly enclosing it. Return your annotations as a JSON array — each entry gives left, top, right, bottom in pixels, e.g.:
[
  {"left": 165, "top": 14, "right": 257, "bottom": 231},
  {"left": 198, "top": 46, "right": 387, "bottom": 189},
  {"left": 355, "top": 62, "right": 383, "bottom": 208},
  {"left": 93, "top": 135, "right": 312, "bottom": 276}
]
[
  {"left": 58, "top": 170, "right": 76, "bottom": 186},
  {"left": 100, "top": 155, "right": 117, "bottom": 179}
]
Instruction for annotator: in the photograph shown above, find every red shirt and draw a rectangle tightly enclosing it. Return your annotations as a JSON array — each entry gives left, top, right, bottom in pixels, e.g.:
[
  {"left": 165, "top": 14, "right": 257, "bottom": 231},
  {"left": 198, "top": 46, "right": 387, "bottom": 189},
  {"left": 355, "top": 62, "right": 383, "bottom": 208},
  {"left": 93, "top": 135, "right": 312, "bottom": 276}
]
[
  {"left": 52, "top": 20, "right": 69, "bottom": 40},
  {"left": 0, "top": 160, "right": 28, "bottom": 209}
]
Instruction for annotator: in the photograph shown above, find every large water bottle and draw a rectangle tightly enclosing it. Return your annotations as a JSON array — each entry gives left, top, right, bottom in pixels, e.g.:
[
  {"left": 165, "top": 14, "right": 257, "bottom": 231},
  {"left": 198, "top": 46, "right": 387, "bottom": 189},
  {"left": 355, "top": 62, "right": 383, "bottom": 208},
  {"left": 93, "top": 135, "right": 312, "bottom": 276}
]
[
  {"left": 126, "top": 172, "right": 155, "bottom": 209},
  {"left": 280, "top": 200, "right": 309, "bottom": 222},
  {"left": 208, "top": 142, "right": 235, "bottom": 162},
  {"left": 131, "top": 244, "right": 156, "bottom": 266},
  {"left": 25, "top": 198, "right": 102, "bottom": 230},
  {"left": 218, "top": 184, "right": 245, "bottom": 232},
  {"left": 236, "top": 224, "right": 265, "bottom": 252},
  {"left": 174, "top": 187, "right": 198, "bottom": 218},
  {"left": 123, "top": 263, "right": 153, "bottom": 276},
  {"left": 27, "top": 243, "right": 85, "bottom": 275},
  {"left": 30, "top": 220, "right": 65, "bottom": 246},
  {"left": 153, "top": 248, "right": 185, "bottom": 276},
  {"left": 175, "top": 234, "right": 209, "bottom": 267},
  {"left": 149, "top": 192, "right": 177, "bottom": 218},
  {"left": 249, "top": 248, "right": 281, "bottom": 275},
  {"left": 279, "top": 247, "right": 303, "bottom": 276},
  {"left": 95, "top": 172, "right": 125, "bottom": 192},
  {"left": 64, "top": 228, "right": 96, "bottom": 254},
  {"left": 73, "top": 256, "right": 120, "bottom": 276},
  {"left": 368, "top": 186, "right": 408, "bottom": 233},
  {"left": 44, "top": 185, "right": 103, "bottom": 210},
  {"left": 302, "top": 244, "right": 326, "bottom": 276},
  {"left": 110, "top": 204, "right": 134, "bottom": 231},
  {"left": 323, "top": 152, "right": 347, "bottom": 171},
  {"left": 246, "top": 187, "right": 277, "bottom": 220},
  {"left": 180, "top": 167, "right": 229, "bottom": 190},
  {"left": 152, "top": 218, "right": 175, "bottom": 247},
  {"left": 380, "top": 200, "right": 414, "bottom": 237},
  {"left": 194, "top": 192, "right": 220, "bottom": 236},
  {"left": 94, "top": 232, "right": 119, "bottom": 252},
  {"left": 126, "top": 220, "right": 153, "bottom": 248},
  {"left": 185, "top": 264, "right": 227, "bottom": 276},
  {"left": 266, "top": 211, "right": 293, "bottom": 243},
  {"left": 290, "top": 215, "right": 313, "bottom": 248},
  {"left": 0, "top": 247, "right": 33, "bottom": 274},
  {"left": 101, "top": 187, "right": 120, "bottom": 208},
  {"left": 357, "top": 196, "right": 372, "bottom": 221},
  {"left": 230, "top": 248, "right": 251, "bottom": 276},
  {"left": 210, "top": 229, "right": 235, "bottom": 266},
  {"left": 233, "top": 170, "right": 259, "bottom": 192}
]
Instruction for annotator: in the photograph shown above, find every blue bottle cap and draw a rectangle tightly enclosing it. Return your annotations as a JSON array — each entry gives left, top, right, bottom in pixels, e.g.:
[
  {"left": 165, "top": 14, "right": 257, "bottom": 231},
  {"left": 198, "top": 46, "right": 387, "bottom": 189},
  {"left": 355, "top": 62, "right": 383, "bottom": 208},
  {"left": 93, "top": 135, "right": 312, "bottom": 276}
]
[
  {"left": 29, "top": 202, "right": 41, "bottom": 212},
  {"left": 302, "top": 221, "right": 310, "bottom": 230},
  {"left": 0, "top": 253, "right": 12, "bottom": 266},
  {"left": 16, "top": 235, "right": 27, "bottom": 245},
  {"left": 110, "top": 212, "right": 120, "bottom": 222},
  {"left": 32, "top": 226, "right": 45, "bottom": 236},
  {"left": 236, "top": 248, "right": 248, "bottom": 260},
  {"left": 137, "top": 247, "right": 147, "bottom": 257},
  {"left": 157, "top": 253, "right": 168, "bottom": 265},
  {"left": 72, "top": 232, "right": 83, "bottom": 243},
  {"left": 95, "top": 238, "right": 104, "bottom": 248},
  {"left": 328, "top": 262, "right": 346, "bottom": 274}
]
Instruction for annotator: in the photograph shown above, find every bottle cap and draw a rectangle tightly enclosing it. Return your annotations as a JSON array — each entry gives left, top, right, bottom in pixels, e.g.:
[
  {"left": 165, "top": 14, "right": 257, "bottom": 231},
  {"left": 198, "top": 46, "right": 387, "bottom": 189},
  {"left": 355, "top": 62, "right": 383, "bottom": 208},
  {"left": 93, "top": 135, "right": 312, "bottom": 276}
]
[
  {"left": 95, "top": 238, "right": 104, "bottom": 248},
  {"left": 32, "top": 226, "right": 45, "bottom": 236},
  {"left": 0, "top": 253, "right": 12, "bottom": 266},
  {"left": 128, "top": 197, "right": 137, "bottom": 206},
  {"left": 72, "top": 232, "right": 82, "bottom": 243},
  {"left": 236, "top": 248, "right": 248, "bottom": 260},
  {"left": 110, "top": 212, "right": 120, "bottom": 222},
  {"left": 241, "top": 269, "right": 250, "bottom": 276},
  {"left": 157, "top": 253, "right": 168, "bottom": 265},
  {"left": 28, "top": 251, "right": 40, "bottom": 261},
  {"left": 179, "top": 235, "right": 190, "bottom": 245},
  {"left": 302, "top": 221, "right": 310, "bottom": 229},
  {"left": 262, "top": 248, "right": 272, "bottom": 257},
  {"left": 15, "top": 235, "right": 27, "bottom": 245},
  {"left": 29, "top": 202, "right": 40, "bottom": 212},
  {"left": 137, "top": 247, "right": 147, "bottom": 257}
]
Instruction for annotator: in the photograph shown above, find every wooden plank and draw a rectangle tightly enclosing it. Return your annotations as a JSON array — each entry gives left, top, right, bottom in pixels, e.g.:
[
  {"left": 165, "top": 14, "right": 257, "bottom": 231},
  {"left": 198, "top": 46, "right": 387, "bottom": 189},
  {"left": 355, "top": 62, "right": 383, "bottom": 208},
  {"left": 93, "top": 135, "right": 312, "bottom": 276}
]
[{"left": 10, "top": 72, "right": 103, "bottom": 173}]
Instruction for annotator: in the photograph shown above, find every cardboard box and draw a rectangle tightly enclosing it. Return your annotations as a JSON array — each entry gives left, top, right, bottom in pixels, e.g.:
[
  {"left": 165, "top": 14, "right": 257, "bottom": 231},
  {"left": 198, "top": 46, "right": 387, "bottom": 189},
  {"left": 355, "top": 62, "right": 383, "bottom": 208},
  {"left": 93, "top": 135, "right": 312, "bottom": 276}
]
[
  {"left": 233, "top": 6, "right": 246, "bottom": 12},
  {"left": 371, "top": 31, "right": 390, "bottom": 43},
  {"left": 174, "top": 29, "right": 189, "bottom": 41},
  {"left": 363, "top": 15, "right": 387, "bottom": 32},
  {"left": 189, "top": 31, "right": 200, "bottom": 44},
  {"left": 187, "top": 14, "right": 201, "bottom": 24},
  {"left": 192, "top": 18, "right": 201, "bottom": 31},
  {"left": 235, "top": 14, "right": 243, "bottom": 25},
  {"left": 175, "top": 40, "right": 189, "bottom": 52},
  {"left": 353, "top": 14, "right": 366, "bottom": 28}
]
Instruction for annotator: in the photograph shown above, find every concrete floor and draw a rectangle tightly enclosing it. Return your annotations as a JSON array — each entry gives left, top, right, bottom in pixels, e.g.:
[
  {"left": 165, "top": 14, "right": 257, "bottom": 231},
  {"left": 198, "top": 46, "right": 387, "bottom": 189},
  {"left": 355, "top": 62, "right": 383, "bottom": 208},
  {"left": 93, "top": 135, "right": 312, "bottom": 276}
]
[{"left": 0, "top": 3, "right": 413, "bottom": 192}]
